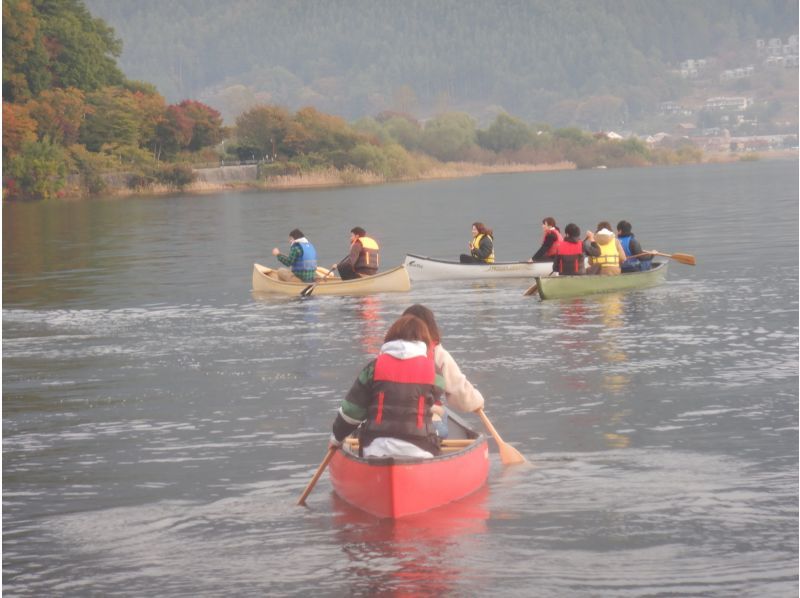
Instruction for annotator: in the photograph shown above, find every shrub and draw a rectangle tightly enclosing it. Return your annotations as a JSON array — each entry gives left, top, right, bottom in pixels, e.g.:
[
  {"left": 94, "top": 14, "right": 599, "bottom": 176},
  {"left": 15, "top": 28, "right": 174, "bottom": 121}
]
[{"left": 6, "top": 138, "right": 68, "bottom": 199}]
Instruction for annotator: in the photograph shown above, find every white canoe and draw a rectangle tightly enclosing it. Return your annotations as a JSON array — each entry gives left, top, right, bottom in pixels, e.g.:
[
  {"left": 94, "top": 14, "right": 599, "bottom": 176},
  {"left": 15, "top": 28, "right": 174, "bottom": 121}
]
[
  {"left": 403, "top": 253, "right": 554, "bottom": 281},
  {"left": 252, "top": 263, "right": 411, "bottom": 296}
]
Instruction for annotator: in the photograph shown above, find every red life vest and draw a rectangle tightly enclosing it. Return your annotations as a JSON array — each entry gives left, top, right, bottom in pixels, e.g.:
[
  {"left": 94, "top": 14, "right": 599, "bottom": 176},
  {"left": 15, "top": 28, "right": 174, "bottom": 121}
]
[
  {"left": 554, "top": 238, "right": 584, "bottom": 274},
  {"left": 360, "top": 353, "right": 442, "bottom": 454},
  {"left": 543, "top": 228, "right": 563, "bottom": 257}
]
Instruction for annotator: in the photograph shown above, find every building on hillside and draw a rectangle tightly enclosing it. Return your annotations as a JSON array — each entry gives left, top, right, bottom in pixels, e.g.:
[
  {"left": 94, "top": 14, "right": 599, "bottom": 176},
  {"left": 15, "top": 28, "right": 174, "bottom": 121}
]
[
  {"left": 720, "top": 66, "right": 754, "bottom": 81},
  {"left": 704, "top": 97, "right": 751, "bottom": 112}
]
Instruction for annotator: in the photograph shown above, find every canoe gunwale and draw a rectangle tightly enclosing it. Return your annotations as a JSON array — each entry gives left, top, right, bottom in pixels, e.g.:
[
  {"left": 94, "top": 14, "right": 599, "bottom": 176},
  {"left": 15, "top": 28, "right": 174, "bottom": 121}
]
[
  {"left": 252, "top": 263, "right": 410, "bottom": 295},
  {"left": 338, "top": 433, "right": 489, "bottom": 466}
]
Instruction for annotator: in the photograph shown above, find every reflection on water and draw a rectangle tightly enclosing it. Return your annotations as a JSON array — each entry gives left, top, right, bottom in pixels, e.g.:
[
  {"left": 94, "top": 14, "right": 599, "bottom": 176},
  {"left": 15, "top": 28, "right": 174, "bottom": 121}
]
[
  {"left": 355, "top": 295, "right": 384, "bottom": 356},
  {"left": 332, "top": 486, "right": 490, "bottom": 596}
]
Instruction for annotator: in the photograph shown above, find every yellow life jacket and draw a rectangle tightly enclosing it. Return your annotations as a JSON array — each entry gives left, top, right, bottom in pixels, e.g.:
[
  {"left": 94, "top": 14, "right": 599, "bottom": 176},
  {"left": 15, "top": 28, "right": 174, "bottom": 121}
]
[
  {"left": 471, "top": 233, "right": 495, "bottom": 263},
  {"left": 594, "top": 237, "right": 620, "bottom": 268}
]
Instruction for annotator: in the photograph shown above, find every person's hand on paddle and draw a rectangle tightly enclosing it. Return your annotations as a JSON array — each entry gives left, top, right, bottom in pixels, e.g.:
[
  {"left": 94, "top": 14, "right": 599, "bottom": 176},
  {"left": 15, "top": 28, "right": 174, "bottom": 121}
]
[
  {"left": 328, "top": 433, "right": 342, "bottom": 449},
  {"left": 271, "top": 247, "right": 281, "bottom": 256}
]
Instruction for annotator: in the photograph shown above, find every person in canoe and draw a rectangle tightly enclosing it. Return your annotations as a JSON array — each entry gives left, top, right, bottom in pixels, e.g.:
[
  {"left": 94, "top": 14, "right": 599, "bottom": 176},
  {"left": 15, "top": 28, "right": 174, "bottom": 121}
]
[
  {"left": 552, "top": 223, "right": 586, "bottom": 275},
  {"left": 336, "top": 226, "right": 380, "bottom": 280},
  {"left": 402, "top": 304, "right": 485, "bottom": 439},
  {"left": 329, "top": 314, "right": 445, "bottom": 458},
  {"left": 529, "top": 216, "right": 562, "bottom": 262},
  {"left": 617, "top": 220, "right": 654, "bottom": 272},
  {"left": 271, "top": 228, "right": 318, "bottom": 282},
  {"left": 459, "top": 222, "right": 495, "bottom": 263},
  {"left": 584, "top": 221, "right": 626, "bottom": 275}
]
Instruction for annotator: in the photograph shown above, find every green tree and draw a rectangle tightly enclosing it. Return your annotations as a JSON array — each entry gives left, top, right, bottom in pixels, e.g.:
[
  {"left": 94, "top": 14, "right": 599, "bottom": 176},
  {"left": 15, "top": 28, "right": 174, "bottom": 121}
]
[
  {"left": 476, "top": 113, "right": 533, "bottom": 152},
  {"left": 35, "top": 0, "right": 125, "bottom": 91},
  {"left": 79, "top": 86, "right": 140, "bottom": 151},
  {"left": 419, "top": 112, "right": 477, "bottom": 161},
  {"left": 6, "top": 138, "right": 68, "bottom": 199},
  {"left": 2, "top": 0, "right": 51, "bottom": 101},
  {"left": 382, "top": 115, "right": 422, "bottom": 151}
]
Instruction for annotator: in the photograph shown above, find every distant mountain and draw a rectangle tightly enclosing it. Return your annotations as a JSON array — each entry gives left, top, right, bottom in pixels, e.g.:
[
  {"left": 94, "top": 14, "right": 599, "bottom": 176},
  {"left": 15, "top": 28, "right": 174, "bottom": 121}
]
[{"left": 84, "top": 0, "right": 798, "bottom": 127}]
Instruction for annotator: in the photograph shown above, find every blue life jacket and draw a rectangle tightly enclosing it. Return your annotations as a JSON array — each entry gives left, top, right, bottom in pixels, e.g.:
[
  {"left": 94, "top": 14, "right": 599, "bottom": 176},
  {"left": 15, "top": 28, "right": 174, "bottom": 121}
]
[
  {"left": 292, "top": 240, "right": 317, "bottom": 273},
  {"left": 618, "top": 235, "right": 640, "bottom": 270}
]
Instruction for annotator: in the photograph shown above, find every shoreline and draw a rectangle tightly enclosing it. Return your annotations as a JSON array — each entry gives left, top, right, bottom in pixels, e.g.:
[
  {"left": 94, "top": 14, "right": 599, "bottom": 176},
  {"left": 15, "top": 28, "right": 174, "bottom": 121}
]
[
  {"left": 52, "top": 149, "right": 800, "bottom": 200},
  {"left": 105, "top": 161, "right": 578, "bottom": 198}
]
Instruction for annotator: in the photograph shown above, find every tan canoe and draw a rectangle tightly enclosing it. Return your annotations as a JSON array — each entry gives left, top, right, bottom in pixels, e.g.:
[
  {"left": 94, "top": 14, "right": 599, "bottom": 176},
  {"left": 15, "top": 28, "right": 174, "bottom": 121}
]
[{"left": 252, "top": 263, "right": 411, "bottom": 296}]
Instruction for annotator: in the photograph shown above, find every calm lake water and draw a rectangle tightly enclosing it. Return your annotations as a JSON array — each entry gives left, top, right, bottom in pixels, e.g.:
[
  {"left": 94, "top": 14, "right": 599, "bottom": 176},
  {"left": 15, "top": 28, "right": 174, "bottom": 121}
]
[{"left": 3, "top": 160, "right": 798, "bottom": 596}]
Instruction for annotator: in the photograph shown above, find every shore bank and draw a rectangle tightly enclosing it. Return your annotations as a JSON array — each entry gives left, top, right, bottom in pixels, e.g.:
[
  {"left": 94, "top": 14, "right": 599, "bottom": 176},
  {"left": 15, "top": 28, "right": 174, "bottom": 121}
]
[
  {"left": 106, "top": 160, "right": 577, "bottom": 198},
  {"left": 53, "top": 149, "right": 798, "bottom": 200}
]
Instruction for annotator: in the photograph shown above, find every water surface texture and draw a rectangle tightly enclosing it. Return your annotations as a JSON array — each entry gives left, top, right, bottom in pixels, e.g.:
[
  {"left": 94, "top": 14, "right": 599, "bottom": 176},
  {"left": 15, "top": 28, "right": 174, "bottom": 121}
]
[{"left": 4, "top": 160, "right": 798, "bottom": 596}]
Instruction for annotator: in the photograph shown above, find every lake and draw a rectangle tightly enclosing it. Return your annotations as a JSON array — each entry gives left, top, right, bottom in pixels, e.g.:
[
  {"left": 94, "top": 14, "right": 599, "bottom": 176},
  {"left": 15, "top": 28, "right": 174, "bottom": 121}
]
[{"left": 3, "top": 159, "right": 798, "bottom": 596}]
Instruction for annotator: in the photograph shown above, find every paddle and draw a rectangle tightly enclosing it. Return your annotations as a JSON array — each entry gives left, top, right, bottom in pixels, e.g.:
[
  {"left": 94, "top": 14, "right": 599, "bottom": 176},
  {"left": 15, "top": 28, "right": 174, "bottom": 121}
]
[
  {"left": 632, "top": 251, "right": 696, "bottom": 266},
  {"left": 522, "top": 282, "right": 538, "bottom": 296},
  {"left": 300, "top": 264, "right": 338, "bottom": 297},
  {"left": 297, "top": 445, "right": 337, "bottom": 506},
  {"left": 476, "top": 408, "right": 527, "bottom": 465}
]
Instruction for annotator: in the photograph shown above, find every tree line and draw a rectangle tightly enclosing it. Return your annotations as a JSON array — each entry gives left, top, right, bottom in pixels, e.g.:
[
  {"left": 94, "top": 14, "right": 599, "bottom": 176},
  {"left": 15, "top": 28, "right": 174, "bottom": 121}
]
[{"left": 3, "top": 0, "right": 703, "bottom": 201}]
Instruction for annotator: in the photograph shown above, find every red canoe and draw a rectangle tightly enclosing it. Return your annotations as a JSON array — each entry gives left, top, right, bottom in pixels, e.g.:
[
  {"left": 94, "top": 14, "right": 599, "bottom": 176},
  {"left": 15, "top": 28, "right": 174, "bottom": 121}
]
[{"left": 328, "top": 412, "right": 490, "bottom": 519}]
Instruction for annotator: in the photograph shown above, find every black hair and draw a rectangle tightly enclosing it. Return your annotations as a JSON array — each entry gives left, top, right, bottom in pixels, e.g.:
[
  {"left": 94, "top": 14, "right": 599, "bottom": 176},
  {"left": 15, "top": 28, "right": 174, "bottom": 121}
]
[
  {"left": 616, "top": 221, "right": 632, "bottom": 235},
  {"left": 289, "top": 228, "right": 304, "bottom": 240}
]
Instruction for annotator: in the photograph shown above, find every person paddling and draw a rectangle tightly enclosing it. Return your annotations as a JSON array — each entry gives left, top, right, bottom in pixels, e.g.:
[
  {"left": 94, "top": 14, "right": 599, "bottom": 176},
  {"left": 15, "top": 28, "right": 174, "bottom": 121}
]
[
  {"left": 329, "top": 315, "right": 444, "bottom": 458},
  {"left": 530, "top": 216, "right": 562, "bottom": 262},
  {"left": 271, "top": 228, "right": 318, "bottom": 282},
  {"left": 617, "top": 220, "right": 654, "bottom": 272},
  {"left": 336, "top": 226, "right": 380, "bottom": 280},
  {"left": 402, "top": 304, "right": 485, "bottom": 438}
]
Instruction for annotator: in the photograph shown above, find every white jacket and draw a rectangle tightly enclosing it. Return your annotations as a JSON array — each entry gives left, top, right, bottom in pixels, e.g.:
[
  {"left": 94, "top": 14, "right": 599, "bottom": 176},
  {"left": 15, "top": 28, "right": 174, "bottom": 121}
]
[{"left": 434, "top": 344, "right": 484, "bottom": 412}]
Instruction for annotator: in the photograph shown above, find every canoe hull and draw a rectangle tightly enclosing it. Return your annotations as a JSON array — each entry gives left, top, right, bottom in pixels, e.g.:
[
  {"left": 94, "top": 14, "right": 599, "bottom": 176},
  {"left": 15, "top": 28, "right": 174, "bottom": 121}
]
[
  {"left": 252, "top": 263, "right": 411, "bottom": 296},
  {"left": 329, "top": 411, "right": 489, "bottom": 518},
  {"left": 403, "top": 253, "right": 553, "bottom": 281},
  {"left": 329, "top": 438, "right": 490, "bottom": 519},
  {"left": 536, "top": 261, "right": 668, "bottom": 300}
]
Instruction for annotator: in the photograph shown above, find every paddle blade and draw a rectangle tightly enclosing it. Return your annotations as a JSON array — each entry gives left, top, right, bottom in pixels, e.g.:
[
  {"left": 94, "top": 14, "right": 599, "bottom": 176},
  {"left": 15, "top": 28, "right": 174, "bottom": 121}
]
[
  {"left": 522, "top": 282, "right": 538, "bottom": 296},
  {"left": 299, "top": 284, "right": 315, "bottom": 297},
  {"left": 670, "top": 253, "right": 696, "bottom": 266},
  {"left": 498, "top": 442, "right": 527, "bottom": 466}
]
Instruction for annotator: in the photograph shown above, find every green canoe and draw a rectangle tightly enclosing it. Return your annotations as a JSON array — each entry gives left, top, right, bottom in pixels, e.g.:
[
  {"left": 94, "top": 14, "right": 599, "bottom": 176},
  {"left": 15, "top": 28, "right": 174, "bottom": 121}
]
[{"left": 535, "top": 262, "right": 669, "bottom": 300}]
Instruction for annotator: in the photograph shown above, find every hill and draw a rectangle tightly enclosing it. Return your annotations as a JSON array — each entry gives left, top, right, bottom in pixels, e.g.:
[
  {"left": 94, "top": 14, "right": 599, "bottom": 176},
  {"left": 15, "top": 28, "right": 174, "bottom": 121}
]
[{"left": 84, "top": 0, "right": 798, "bottom": 130}]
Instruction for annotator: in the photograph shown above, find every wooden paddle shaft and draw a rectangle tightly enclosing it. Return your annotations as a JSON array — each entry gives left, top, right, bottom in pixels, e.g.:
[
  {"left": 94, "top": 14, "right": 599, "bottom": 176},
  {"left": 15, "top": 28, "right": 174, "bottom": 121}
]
[{"left": 297, "top": 446, "right": 337, "bottom": 506}]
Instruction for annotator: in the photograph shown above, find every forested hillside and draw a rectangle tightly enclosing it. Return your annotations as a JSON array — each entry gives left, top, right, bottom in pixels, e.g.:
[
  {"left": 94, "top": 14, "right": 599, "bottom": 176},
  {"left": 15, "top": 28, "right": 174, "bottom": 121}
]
[{"left": 84, "top": 0, "right": 797, "bottom": 126}]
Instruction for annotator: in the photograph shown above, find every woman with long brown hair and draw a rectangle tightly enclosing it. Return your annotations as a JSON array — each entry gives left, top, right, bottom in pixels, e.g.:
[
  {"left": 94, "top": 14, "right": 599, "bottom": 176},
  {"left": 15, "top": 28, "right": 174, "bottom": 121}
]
[
  {"left": 329, "top": 315, "right": 444, "bottom": 458},
  {"left": 459, "top": 221, "right": 495, "bottom": 263}
]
